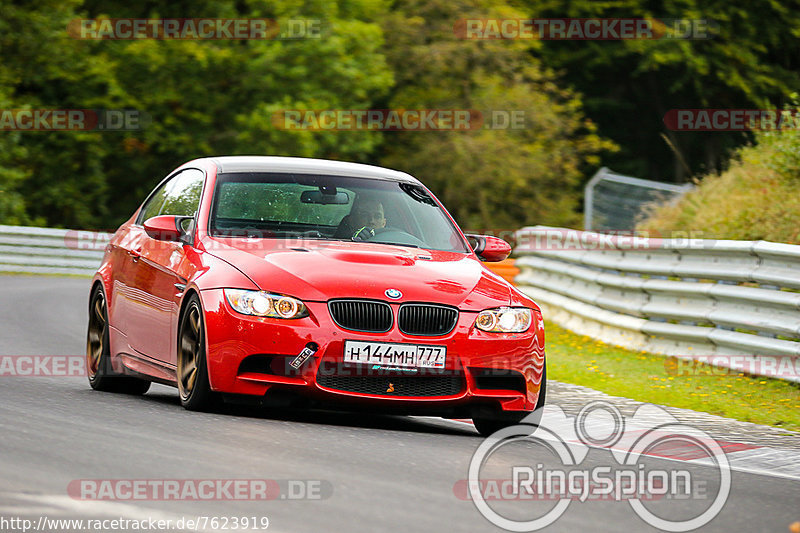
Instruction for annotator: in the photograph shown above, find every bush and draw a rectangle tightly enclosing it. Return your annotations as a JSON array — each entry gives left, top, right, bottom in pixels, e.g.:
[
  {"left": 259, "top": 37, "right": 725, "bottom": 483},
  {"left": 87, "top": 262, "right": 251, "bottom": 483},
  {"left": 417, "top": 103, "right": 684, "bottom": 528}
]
[{"left": 638, "top": 125, "right": 800, "bottom": 243}]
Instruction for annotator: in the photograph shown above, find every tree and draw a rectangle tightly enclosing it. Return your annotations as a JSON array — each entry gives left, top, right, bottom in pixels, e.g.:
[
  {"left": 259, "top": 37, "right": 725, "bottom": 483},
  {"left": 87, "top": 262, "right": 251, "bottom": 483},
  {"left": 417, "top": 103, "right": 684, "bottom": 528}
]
[
  {"left": 0, "top": 0, "right": 395, "bottom": 228},
  {"left": 378, "top": 0, "right": 615, "bottom": 229},
  {"left": 519, "top": 0, "right": 800, "bottom": 181}
]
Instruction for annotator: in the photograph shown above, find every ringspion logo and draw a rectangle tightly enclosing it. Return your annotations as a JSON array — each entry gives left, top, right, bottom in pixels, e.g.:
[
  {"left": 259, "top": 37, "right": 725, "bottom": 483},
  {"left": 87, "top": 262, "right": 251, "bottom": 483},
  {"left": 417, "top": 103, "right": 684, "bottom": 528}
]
[{"left": 466, "top": 401, "right": 731, "bottom": 531}]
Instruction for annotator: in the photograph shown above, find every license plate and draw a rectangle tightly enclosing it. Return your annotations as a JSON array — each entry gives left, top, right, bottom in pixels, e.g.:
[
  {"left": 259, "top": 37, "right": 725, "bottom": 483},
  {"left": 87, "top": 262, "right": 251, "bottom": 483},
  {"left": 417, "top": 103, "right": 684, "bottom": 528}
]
[{"left": 343, "top": 340, "right": 446, "bottom": 369}]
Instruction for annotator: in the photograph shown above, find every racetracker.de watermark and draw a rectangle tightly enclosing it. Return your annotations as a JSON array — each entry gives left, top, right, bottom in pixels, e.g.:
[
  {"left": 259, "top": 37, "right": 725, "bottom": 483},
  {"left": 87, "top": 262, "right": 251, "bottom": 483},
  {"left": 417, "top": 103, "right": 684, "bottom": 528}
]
[
  {"left": 0, "top": 355, "right": 85, "bottom": 377},
  {"left": 664, "top": 109, "right": 800, "bottom": 131},
  {"left": 511, "top": 227, "right": 712, "bottom": 251},
  {"left": 1, "top": 515, "right": 270, "bottom": 533},
  {"left": 271, "top": 109, "right": 526, "bottom": 131},
  {"left": 68, "top": 479, "right": 331, "bottom": 501},
  {"left": 664, "top": 355, "right": 800, "bottom": 381},
  {"left": 455, "top": 18, "right": 716, "bottom": 40},
  {"left": 0, "top": 109, "right": 147, "bottom": 131},
  {"left": 68, "top": 18, "right": 321, "bottom": 40},
  {"left": 64, "top": 228, "right": 715, "bottom": 253},
  {"left": 465, "top": 401, "right": 731, "bottom": 531}
]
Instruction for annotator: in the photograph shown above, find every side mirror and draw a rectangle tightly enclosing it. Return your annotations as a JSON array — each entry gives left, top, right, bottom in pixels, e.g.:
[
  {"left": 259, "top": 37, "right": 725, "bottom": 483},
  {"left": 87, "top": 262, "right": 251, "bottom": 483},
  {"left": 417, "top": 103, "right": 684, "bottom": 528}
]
[
  {"left": 144, "top": 215, "right": 183, "bottom": 242},
  {"left": 465, "top": 234, "right": 512, "bottom": 262}
]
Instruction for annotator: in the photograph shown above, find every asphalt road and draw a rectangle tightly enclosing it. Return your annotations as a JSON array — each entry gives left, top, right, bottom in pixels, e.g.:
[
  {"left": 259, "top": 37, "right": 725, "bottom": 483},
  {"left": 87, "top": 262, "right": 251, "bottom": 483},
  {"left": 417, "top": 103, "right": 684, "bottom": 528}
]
[{"left": 0, "top": 275, "right": 797, "bottom": 533}]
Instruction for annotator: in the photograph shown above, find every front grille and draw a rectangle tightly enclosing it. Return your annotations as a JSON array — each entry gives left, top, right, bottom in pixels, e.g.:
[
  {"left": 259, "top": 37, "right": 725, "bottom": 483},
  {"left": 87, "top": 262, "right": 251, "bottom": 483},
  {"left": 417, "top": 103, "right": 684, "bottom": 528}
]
[
  {"left": 329, "top": 300, "right": 393, "bottom": 332},
  {"left": 399, "top": 304, "right": 458, "bottom": 336},
  {"left": 317, "top": 374, "right": 464, "bottom": 397}
]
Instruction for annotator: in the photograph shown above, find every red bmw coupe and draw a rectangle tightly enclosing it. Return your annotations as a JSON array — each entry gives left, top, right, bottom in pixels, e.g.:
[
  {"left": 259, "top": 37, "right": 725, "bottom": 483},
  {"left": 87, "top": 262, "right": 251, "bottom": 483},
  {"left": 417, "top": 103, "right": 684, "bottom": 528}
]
[{"left": 87, "top": 157, "right": 546, "bottom": 435}]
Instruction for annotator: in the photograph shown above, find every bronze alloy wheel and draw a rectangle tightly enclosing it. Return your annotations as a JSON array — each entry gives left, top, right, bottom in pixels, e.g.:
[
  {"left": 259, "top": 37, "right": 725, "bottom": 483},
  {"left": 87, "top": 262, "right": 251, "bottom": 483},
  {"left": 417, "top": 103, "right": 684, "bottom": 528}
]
[
  {"left": 178, "top": 302, "right": 202, "bottom": 399},
  {"left": 86, "top": 285, "right": 150, "bottom": 395},
  {"left": 177, "top": 295, "right": 216, "bottom": 410},
  {"left": 86, "top": 290, "right": 107, "bottom": 381}
]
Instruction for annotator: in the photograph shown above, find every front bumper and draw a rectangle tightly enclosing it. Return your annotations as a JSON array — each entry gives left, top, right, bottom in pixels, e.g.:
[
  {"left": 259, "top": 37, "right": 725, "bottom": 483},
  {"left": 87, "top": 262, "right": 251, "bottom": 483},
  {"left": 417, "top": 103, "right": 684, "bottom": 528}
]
[{"left": 199, "top": 289, "right": 545, "bottom": 415}]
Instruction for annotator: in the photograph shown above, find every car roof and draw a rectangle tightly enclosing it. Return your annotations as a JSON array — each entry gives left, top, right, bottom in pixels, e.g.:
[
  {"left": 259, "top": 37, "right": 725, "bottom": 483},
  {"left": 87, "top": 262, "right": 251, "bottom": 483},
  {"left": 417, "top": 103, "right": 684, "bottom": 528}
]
[{"left": 198, "top": 156, "right": 422, "bottom": 184}]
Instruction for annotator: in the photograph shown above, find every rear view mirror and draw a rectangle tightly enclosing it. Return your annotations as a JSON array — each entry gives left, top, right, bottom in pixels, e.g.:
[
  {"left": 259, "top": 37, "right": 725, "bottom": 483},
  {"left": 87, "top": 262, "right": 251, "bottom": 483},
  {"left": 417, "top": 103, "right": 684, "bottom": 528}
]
[
  {"left": 144, "top": 215, "right": 194, "bottom": 245},
  {"left": 301, "top": 190, "right": 350, "bottom": 205},
  {"left": 143, "top": 215, "right": 182, "bottom": 241},
  {"left": 465, "top": 234, "right": 512, "bottom": 262}
]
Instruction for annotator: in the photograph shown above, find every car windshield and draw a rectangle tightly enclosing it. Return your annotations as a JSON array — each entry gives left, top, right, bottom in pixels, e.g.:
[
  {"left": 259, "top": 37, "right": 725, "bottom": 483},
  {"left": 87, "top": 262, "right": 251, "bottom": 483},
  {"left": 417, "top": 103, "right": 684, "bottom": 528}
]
[{"left": 209, "top": 172, "right": 470, "bottom": 253}]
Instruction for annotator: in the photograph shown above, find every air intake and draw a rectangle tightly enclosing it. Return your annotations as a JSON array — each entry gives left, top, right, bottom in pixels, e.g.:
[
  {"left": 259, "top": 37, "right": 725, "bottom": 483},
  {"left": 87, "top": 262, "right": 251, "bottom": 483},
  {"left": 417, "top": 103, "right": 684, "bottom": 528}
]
[{"left": 317, "top": 374, "right": 464, "bottom": 397}]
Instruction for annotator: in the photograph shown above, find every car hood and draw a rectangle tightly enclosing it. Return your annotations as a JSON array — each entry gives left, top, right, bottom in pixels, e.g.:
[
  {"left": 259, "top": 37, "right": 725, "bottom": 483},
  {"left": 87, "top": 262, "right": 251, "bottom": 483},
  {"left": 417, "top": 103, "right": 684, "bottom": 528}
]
[{"left": 201, "top": 237, "right": 512, "bottom": 310}]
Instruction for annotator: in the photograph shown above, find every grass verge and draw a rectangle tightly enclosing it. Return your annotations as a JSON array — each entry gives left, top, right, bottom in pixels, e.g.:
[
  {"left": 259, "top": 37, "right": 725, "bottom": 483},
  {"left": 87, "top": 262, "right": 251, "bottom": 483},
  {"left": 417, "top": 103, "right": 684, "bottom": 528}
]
[{"left": 546, "top": 323, "right": 800, "bottom": 432}]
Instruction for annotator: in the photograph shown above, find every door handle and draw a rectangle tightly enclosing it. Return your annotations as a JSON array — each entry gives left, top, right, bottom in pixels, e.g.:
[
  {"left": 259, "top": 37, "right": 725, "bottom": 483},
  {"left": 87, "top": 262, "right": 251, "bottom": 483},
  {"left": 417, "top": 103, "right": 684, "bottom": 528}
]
[
  {"left": 174, "top": 283, "right": 186, "bottom": 292},
  {"left": 127, "top": 249, "right": 141, "bottom": 262}
]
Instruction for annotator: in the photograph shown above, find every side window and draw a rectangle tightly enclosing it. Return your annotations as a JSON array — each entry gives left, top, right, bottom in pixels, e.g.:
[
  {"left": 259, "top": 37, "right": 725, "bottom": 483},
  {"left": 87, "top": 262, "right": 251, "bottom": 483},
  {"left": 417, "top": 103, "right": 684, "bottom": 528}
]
[
  {"left": 159, "top": 169, "right": 204, "bottom": 217},
  {"left": 137, "top": 169, "right": 204, "bottom": 224},
  {"left": 138, "top": 182, "right": 170, "bottom": 224}
]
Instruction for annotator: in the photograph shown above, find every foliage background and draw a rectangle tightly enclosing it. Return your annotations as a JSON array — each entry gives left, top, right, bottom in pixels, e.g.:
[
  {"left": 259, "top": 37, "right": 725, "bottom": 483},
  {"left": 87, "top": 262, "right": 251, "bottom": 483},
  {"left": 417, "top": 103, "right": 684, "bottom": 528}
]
[
  {"left": 638, "top": 128, "right": 800, "bottom": 243},
  {"left": 0, "top": 0, "right": 797, "bottom": 231}
]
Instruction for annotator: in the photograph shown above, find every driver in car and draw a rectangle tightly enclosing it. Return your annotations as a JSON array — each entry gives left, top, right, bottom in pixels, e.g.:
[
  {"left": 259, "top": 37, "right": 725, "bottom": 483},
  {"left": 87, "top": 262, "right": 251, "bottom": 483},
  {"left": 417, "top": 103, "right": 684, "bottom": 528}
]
[
  {"left": 351, "top": 198, "right": 386, "bottom": 240},
  {"left": 335, "top": 197, "right": 386, "bottom": 240}
]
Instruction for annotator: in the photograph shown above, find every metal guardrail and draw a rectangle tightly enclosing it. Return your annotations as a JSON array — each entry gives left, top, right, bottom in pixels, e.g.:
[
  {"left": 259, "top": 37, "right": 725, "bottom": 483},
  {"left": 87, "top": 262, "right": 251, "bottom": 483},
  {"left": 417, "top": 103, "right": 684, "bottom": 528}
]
[
  {"left": 3, "top": 223, "right": 798, "bottom": 381},
  {"left": 514, "top": 226, "right": 800, "bottom": 382},
  {"left": 0, "top": 225, "right": 109, "bottom": 276}
]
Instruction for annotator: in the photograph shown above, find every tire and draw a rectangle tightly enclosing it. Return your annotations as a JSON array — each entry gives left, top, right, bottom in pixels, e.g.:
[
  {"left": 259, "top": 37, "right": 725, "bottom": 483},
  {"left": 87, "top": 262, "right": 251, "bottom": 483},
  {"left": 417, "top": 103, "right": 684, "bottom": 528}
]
[
  {"left": 472, "top": 364, "right": 547, "bottom": 438},
  {"left": 177, "top": 294, "right": 218, "bottom": 411},
  {"left": 86, "top": 285, "right": 151, "bottom": 395}
]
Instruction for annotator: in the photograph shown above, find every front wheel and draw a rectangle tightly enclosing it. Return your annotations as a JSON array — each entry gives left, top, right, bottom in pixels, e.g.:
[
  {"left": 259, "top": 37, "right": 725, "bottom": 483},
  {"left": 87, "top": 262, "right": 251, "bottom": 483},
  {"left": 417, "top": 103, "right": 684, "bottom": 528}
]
[
  {"left": 472, "top": 365, "right": 546, "bottom": 438},
  {"left": 177, "top": 294, "right": 218, "bottom": 411},
  {"left": 86, "top": 285, "right": 151, "bottom": 395}
]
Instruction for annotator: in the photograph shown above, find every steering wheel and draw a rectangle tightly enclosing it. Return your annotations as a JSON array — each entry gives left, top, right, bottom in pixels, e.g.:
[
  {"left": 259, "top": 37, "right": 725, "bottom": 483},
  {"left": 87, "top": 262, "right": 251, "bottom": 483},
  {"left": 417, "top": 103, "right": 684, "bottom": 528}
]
[{"left": 367, "top": 228, "right": 426, "bottom": 247}]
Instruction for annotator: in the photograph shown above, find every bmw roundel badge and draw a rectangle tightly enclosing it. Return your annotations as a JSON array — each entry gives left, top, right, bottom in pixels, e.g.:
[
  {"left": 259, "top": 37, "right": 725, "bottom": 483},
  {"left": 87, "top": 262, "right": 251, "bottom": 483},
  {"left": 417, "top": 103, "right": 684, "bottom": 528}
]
[{"left": 385, "top": 288, "right": 402, "bottom": 300}]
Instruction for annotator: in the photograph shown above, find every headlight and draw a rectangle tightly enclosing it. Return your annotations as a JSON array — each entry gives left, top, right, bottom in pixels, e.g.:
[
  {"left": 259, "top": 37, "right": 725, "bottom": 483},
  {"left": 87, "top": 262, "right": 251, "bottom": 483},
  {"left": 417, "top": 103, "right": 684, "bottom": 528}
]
[
  {"left": 474, "top": 307, "right": 532, "bottom": 333},
  {"left": 224, "top": 289, "right": 308, "bottom": 319}
]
